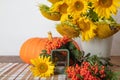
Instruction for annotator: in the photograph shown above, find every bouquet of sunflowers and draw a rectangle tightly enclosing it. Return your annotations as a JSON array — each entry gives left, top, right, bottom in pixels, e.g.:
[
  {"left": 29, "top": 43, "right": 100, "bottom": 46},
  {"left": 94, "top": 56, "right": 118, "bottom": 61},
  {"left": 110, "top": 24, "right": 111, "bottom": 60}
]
[{"left": 39, "top": 0, "right": 120, "bottom": 41}]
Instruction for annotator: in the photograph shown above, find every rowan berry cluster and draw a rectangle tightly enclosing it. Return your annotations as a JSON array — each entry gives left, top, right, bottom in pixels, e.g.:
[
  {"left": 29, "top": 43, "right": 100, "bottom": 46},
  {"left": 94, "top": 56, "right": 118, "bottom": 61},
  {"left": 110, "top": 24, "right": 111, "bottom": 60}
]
[
  {"left": 66, "top": 61, "right": 106, "bottom": 80},
  {"left": 45, "top": 36, "right": 70, "bottom": 53}
]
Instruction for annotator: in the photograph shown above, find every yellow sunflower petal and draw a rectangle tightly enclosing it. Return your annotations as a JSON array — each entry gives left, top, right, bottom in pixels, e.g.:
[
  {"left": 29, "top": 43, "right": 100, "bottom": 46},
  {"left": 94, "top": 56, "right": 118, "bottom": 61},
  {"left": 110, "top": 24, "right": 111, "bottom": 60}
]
[
  {"left": 30, "top": 56, "right": 55, "bottom": 78},
  {"left": 39, "top": 4, "right": 61, "bottom": 21},
  {"left": 67, "top": 0, "right": 88, "bottom": 19},
  {"left": 78, "top": 18, "right": 97, "bottom": 41},
  {"left": 93, "top": 0, "right": 120, "bottom": 19},
  {"left": 96, "top": 23, "right": 119, "bottom": 39},
  {"left": 50, "top": 1, "right": 68, "bottom": 14},
  {"left": 56, "top": 22, "right": 80, "bottom": 38}
]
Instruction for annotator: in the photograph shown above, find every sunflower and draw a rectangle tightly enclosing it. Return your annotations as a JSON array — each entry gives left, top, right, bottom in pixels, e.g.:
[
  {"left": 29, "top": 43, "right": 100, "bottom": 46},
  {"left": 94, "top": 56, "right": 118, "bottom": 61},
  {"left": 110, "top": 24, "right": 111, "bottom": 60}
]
[
  {"left": 60, "top": 13, "right": 70, "bottom": 22},
  {"left": 78, "top": 18, "right": 97, "bottom": 41},
  {"left": 96, "top": 23, "right": 119, "bottom": 39},
  {"left": 56, "top": 21, "right": 80, "bottom": 38},
  {"left": 50, "top": 1, "right": 68, "bottom": 14},
  {"left": 93, "top": 0, "right": 120, "bottom": 19},
  {"left": 67, "top": 0, "right": 88, "bottom": 18},
  {"left": 30, "top": 56, "right": 55, "bottom": 77},
  {"left": 60, "top": 13, "right": 78, "bottom": 25}
]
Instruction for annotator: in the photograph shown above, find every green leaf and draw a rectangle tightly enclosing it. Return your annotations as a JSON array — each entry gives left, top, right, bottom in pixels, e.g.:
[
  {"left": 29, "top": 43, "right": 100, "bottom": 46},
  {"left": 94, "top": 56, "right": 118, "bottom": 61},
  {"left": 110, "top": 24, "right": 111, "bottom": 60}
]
[
  {"left": 85, "top": 53, "right": 91, "bottom": 57},
  {"left": 41, "top": 50, "right": 47, "bottom": 53},
  {"left": 86, "top": 8, "right": 99, "bottom": 22},
  {"left": 39, "top": 50, "right": 50, "bottom": 57},
  {"left": 68, "top": 42, "right": 75, "bottom": 50},
  {"left": 105, "top": 70, "right": 120, "bottom": 80}
]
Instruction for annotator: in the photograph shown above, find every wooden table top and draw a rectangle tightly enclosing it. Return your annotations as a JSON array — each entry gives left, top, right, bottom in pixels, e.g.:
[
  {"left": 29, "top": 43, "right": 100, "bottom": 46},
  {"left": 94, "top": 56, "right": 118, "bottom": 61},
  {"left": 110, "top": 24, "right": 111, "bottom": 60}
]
[{"left": 0, "top": 56, "right": 120, "bottom": 80}]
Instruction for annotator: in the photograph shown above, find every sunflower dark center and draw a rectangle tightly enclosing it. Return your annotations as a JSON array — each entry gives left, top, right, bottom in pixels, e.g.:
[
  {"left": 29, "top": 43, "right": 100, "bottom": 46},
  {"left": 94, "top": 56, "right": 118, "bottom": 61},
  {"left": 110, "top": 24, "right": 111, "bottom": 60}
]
[
  {"left": 59, "top": 3, "right": 68, "bottom": 13},
  {"left": 75, "top": 1, "right": 84, "bottom": 11},
  {"left": 79, "top": 21, "right": 90, "bottom": 31},
  {"left": 99, "top": 0, "right": 112, "bottom": 8},
  {"left": 39, "top": 63, "right": 48, "bottom": 73}
]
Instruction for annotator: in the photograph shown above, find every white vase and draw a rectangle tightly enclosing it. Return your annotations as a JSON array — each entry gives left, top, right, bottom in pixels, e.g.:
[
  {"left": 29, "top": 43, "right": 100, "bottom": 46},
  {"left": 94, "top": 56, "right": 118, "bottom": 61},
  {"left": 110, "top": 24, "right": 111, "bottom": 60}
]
[{"left": 75, "top": 37, "right": 113, "bottom": 57}]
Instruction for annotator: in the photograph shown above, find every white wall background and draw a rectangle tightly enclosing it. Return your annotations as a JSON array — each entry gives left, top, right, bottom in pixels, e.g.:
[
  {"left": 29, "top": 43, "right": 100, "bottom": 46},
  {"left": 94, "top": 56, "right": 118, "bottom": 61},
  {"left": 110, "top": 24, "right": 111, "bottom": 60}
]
[{"left": 0, "top": 0, "right": 120, "bottom": 56}]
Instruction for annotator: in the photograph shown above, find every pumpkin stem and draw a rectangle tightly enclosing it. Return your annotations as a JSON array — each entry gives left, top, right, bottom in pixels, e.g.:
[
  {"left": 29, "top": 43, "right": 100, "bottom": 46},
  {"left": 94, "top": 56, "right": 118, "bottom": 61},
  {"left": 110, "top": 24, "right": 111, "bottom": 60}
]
[{"left": 48, "top": 32, "right": 53, "bottom": 40}]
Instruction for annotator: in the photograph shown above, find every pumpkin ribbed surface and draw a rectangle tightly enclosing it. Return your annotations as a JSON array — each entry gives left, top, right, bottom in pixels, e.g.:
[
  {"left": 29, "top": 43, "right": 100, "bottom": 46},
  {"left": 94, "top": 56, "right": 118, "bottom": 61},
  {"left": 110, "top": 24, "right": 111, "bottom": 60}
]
[{"left": 20, "top": 38, "right": 45, "bottom": 64}]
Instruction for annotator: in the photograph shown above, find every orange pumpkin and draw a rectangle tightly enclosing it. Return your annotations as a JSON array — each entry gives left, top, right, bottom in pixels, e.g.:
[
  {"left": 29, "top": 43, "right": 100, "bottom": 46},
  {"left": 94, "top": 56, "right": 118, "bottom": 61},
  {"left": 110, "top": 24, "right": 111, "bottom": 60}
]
[{"left": 20, "top": 32, "right": 80, "bottom": 64}]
